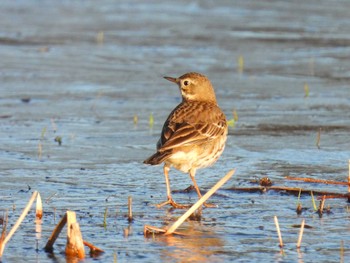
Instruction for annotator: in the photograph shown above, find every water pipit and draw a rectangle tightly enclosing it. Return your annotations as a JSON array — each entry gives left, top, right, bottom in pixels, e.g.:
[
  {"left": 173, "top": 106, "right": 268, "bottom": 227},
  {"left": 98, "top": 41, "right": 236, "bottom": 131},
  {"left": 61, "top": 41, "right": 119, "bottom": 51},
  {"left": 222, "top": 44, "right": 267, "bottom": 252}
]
[{"left": 144, "top": 72, "right": 228, "bottom": 209}]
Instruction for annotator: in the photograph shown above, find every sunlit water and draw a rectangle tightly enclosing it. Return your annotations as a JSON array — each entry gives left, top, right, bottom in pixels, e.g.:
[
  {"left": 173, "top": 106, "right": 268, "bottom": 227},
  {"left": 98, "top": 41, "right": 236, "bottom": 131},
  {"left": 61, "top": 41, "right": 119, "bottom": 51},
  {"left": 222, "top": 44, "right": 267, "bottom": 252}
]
[{"left": 1, "top": 0, "right": 350, "bottom": 262}]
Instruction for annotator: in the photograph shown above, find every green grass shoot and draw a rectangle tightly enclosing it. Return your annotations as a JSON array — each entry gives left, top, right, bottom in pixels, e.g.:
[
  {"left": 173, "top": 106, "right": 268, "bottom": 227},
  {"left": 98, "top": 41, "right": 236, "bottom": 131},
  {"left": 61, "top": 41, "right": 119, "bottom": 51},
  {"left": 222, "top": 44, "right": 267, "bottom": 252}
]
[
  {"left": 304, "top": 83, "right": 309, "bottom": 98},
  {"left": 297, "top": 188, "right": 302, "bottom": 205},
  {"left": 310, "top": 191, "right": 317, "bottom": 211},
  {"left": 133, "top": 114, "right": 138, "bottom": 125},
  {"left": 149, "top": 113, "right": 154, "bottom": 128},
  {"left": 227, "top": 119, "right": 235, "bottom": 128},
  {"left": 233, "top": 109, "right": 238, "bottom": 122},
  {"left": 40, "top": 127, "right": 47, "bottom": 140},
  {"left": 237, "top": 55, "right": 244, "bottom": 74}
]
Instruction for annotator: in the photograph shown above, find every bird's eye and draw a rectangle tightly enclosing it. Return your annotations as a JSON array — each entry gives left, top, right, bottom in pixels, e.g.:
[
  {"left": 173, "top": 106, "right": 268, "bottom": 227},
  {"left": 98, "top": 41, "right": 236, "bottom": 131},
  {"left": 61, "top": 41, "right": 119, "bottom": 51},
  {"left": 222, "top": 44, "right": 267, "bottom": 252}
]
[{"left": 184, "top": 80, "right": 189, "bottom": 86}]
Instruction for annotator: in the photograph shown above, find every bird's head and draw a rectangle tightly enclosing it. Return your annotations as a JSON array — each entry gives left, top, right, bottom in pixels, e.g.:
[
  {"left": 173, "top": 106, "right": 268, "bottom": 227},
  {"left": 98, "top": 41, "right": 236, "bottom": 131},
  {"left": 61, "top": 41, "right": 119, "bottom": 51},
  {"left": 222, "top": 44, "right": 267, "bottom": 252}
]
[{"left": 164, "top": 72, "right": 217, "bottom": 103}]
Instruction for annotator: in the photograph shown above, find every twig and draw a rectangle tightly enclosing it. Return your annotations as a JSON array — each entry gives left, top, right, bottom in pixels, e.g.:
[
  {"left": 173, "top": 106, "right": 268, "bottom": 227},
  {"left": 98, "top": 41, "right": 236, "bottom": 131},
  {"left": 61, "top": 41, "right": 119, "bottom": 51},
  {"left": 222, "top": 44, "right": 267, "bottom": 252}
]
[
  {"left": 165, "top": 169, "right": 235, "bottom": 235},
  {"left": 229, "top": 185, "right": 350, "bottom": 197},
  {"left": 274, "top": 216, "right": 283, "bottom": 248},
  {"left": 286, "top": 176, "right": 349, "bottom": 186},
  {"left": 296, "top": 219, "right": 305, "bottom": 248}
]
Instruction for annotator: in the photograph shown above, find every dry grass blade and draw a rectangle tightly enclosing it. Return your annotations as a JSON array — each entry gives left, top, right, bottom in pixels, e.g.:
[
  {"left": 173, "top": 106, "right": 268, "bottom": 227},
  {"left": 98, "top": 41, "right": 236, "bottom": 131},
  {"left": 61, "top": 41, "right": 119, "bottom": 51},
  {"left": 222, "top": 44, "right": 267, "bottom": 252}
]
[
  {"left": 165, "top": 169, "right": 235, "bottom": 235},
  {"left": 1, "top": 191, "right": 38, "bottom": 256}
]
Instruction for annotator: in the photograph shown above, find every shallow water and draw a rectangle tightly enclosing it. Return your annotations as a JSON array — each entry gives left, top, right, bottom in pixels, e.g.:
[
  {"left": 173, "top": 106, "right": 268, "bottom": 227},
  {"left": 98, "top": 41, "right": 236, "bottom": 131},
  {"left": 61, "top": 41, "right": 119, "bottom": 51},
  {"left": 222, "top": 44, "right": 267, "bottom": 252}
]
[{"left": 1, "top": 0, "right": 350, "bottom": 262}]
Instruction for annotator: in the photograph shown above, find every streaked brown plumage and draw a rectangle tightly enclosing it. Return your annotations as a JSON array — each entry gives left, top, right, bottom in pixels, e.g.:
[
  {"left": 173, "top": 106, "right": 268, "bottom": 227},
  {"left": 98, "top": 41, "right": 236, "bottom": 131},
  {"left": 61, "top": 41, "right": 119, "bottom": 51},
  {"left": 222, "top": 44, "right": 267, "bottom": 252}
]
[{"left": 144, "top": 72, "right": 228, "bottom": 208}]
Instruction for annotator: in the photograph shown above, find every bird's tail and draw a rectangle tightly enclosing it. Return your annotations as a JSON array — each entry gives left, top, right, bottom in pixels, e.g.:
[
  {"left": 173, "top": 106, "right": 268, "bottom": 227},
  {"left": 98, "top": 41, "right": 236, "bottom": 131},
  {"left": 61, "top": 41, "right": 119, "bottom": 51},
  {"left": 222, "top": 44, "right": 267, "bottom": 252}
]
[{"left": 143, "top": 150, "right": 171, "bottom": 165}]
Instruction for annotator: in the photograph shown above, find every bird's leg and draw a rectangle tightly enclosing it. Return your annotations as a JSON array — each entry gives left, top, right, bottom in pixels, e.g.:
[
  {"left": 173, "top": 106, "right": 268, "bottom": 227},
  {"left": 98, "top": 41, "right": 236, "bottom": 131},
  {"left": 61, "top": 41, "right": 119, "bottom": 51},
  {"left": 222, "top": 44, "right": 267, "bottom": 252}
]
[
  {"left": 156, "top": 165, "right": 190, "bottom": 209},
  {"left": 189, "top": 169, "right": 217, "bottom": 208}
]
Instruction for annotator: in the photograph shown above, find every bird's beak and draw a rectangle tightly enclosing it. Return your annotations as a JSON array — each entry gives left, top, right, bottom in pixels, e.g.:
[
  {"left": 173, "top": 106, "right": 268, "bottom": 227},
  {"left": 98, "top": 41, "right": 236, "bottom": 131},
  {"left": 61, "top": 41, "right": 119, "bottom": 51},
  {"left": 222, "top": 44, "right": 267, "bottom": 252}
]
[{"left": 163, "top": 76, "right": 178, "bottom": 84}]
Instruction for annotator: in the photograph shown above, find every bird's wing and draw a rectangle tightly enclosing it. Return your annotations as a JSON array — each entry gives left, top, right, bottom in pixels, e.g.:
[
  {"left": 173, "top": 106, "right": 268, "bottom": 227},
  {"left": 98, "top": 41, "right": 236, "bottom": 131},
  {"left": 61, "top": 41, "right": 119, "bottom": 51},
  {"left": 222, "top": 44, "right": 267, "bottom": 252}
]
[{"left": 158, "top": 117, "right": 227, "bottom": 152}]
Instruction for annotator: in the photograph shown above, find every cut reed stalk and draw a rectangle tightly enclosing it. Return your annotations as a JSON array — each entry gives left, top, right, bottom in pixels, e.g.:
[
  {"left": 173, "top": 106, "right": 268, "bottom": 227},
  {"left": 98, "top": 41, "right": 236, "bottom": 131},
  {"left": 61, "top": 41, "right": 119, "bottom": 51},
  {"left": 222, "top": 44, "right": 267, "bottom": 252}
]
[
  {"left": 274, "top": 216, "right": 284, "bottom": 248},
  {"left": 36, "top": 192, "right": 43, "bottom": 219},
  {"left": 65, "top": 211, "right": 85, "bottom": 259}
]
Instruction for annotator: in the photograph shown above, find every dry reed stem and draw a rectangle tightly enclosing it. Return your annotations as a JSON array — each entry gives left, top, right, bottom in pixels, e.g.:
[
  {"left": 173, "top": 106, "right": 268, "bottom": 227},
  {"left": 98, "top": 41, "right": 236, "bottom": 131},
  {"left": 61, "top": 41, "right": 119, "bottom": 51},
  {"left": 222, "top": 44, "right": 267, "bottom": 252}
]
[
  {"left": 274, "top": 216, "right": 284, "bottom": 248},
  {"left": 36, "top": 192, "right": 43, "bottom": 219},
  {"left": 44, "top": 213, "right": 68, "bottom": 252},
  {"left": 128, "top": 196, "right": 133, "bottom": 223},
  {"left": 296, "top": 219, "right": 305, "bottom": 248},
  {"left": 286, "top": 176, "right": 349, "bottom": 186},
  {"left": 66, "top": 211, "right": 85, "bottom": 259},
  {"left": 0, "top": 191, "right": 38, "bottom": 257},
  {"left": 165, "top": 169, "right": 235, "bottom": 235}
]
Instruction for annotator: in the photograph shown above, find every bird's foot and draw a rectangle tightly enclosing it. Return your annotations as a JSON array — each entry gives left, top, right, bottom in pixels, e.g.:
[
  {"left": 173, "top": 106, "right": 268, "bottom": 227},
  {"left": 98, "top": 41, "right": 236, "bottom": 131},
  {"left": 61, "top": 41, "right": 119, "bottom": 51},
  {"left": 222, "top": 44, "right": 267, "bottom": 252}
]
[{"left": 156, "top": 198, "right": 191, "bottom": 209}]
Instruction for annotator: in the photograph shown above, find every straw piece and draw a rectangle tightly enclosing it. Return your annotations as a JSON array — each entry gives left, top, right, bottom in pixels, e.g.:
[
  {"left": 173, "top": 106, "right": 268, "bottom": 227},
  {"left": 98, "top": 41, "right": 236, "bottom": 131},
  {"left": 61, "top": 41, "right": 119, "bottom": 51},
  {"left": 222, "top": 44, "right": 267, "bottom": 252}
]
[
  {"left": 66, "top": 211, "right": 85, "bottom": 259},
  {"left": 274, "top": 216, "right": 283, "bottom": 248},
  {"left": 165, "top": 169, "right": 235, "bottom": 235},
  {"left": 3, "top": 191, "right": 38, "bottom": 246},
  {"left": 296, "top": 219, "right": 305, "bottom": 248}
]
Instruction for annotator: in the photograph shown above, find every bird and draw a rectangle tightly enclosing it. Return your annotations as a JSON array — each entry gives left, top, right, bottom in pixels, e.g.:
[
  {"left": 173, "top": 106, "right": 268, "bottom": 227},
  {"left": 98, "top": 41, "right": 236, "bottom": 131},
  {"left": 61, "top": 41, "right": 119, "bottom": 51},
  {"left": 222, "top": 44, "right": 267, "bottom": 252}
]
[{"left": 144, "top": 72, "right": 228, "bottom": 209}]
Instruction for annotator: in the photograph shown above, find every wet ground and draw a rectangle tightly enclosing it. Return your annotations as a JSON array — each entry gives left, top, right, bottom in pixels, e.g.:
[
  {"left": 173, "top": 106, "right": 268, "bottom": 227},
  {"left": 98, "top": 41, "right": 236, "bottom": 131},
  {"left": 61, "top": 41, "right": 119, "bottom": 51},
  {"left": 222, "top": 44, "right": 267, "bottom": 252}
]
[{"left": 1, "top": 0, "right": 350, "bottom": 262}]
